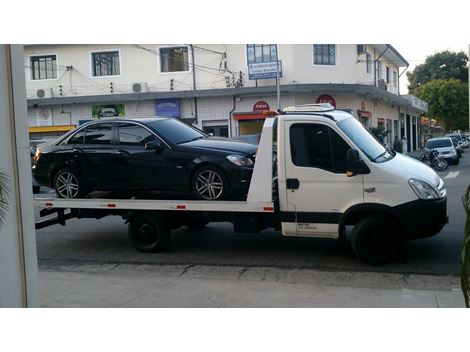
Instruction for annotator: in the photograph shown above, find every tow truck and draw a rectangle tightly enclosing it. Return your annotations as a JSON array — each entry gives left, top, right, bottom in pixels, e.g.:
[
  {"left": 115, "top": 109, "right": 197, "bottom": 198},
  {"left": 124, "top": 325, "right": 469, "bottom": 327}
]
[{"left": 34, "top": 104, "right": 448, "bottom": 264}]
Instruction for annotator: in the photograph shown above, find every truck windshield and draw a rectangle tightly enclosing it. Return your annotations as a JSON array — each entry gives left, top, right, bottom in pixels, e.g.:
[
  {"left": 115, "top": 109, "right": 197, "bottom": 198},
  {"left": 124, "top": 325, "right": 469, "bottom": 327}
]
[{"left": 337, "top": 117, "right": 393, "bottom": 163}]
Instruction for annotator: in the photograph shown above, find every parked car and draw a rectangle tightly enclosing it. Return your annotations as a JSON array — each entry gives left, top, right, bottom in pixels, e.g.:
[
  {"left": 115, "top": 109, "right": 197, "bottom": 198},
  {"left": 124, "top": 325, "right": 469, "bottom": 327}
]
[
  {"left": 448, "top": 136, "right": 463, "bottom": 158},
  {"left": 425, "top": 137, "right": 459, "bottom": 165},
  {"left": 32, "top": 117, "right": 257, "bottom": 200},
  {"left": 446, "top": 133, "right": 467, "bottom": 149}
]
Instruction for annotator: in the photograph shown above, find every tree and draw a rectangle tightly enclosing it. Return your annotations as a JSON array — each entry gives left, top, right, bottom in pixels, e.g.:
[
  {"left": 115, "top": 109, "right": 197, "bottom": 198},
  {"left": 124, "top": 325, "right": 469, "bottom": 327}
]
[
  {"left": 415, "top": 78, "right": 469, "bottom": 131},
  {"left": 407, "top": 51, "right": 468, "bottom": 93}
]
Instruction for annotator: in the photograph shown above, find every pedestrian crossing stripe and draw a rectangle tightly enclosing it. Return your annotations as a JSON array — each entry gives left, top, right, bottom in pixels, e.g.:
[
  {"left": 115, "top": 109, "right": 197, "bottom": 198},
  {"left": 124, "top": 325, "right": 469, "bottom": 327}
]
[{"left": 443, "top": 171, "right": 460, "bottom": 179}]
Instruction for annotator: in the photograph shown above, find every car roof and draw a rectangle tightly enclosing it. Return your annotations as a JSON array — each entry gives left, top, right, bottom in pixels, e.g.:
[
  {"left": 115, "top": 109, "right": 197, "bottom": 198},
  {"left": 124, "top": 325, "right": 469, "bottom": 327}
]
[
  {"left": 428, "top": 137, "right": 451, "bottom": 141},
  {"left": 282, "top": 109, "right": 354, "bottom": 123},
  {"left": 82, "top": 116, "right": 171, "bottom": 126}
]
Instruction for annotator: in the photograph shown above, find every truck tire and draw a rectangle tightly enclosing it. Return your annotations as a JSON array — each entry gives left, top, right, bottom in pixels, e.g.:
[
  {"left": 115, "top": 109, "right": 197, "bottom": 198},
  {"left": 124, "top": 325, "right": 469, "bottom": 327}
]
[
  {"left": 128, "top": 212, "right": 170, "bottom": 253},
  {"left": 351, "top": 216, "right": 402, "bottom": 265}
]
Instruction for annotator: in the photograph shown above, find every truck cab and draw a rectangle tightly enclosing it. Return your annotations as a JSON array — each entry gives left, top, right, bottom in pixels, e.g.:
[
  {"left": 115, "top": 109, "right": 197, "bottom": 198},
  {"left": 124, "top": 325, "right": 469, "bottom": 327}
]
[{"left": 273, "top": 104, "right": 447, "bottom": 263}]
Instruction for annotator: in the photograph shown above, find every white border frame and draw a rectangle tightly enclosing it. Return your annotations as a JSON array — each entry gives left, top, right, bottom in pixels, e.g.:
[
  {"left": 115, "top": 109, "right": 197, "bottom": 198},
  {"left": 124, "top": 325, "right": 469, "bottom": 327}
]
[
  {"left": 27, "top": 52, "right": 59, "bottom": 82},
  {"left": 89, "top": 48, "right": 123, "bottom": 79},
  {"left": 157, "top": 44, "right": 192, "bottom": 75},
  {"left": 312, "top": 44, "right": 339, "bottom": 68}
]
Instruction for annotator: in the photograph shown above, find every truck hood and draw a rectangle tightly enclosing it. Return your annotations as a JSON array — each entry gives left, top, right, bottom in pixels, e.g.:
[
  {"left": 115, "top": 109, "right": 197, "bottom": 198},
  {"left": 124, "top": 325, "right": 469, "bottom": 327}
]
[
  {"left": 177, "top": 137, "right": 258, "bottom": 156},
  {"left": 378, "top": 152, "right": 441, "bottom": 187}
]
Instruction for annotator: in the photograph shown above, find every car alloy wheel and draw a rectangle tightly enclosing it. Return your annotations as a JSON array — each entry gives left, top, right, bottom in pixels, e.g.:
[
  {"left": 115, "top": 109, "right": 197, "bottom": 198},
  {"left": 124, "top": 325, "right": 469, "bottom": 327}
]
[
  {"left": 55, "top": 171, "right": 80, "bottom": 198},
  {"left": 195, "top": 169, "right": 224, "bottom": 200}
]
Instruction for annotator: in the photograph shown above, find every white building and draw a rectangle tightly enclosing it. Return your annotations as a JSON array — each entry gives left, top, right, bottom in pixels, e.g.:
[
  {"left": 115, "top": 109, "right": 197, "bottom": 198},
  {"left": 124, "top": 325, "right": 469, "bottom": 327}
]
[{"left": 24, "top": 44, "right": 427, "bottom": 151}]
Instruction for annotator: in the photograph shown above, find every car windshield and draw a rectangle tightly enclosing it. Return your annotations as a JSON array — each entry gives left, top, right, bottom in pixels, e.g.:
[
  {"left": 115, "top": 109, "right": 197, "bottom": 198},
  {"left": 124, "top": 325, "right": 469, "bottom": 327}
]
[
  {"left": 147, "top": 118, "right": 206, "bottom": 145},
  {"left": 427, "top": 139, "right": 452, "bottom": 148},
  {"left": 447, "top": 134, "right": 462, "bottom": 141},
  {"left": 337, "top": 117, "right": 393, "bottom": 162}
]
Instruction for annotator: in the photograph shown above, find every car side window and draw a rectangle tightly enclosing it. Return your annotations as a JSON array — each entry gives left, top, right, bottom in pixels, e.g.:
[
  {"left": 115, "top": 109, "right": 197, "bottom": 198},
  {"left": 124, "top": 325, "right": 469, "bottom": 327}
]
[
  {"left": 118, "top": 123, "right": 158, "bottom": 147},
  {"left": 67, "top": 130, "right": 85, "bottom": 145},
  {"left": 290, "top": 123, "right": 350, "bottom": 173},
  {"left": 84, "top": 124, "right": 112, "bottom": 145}
]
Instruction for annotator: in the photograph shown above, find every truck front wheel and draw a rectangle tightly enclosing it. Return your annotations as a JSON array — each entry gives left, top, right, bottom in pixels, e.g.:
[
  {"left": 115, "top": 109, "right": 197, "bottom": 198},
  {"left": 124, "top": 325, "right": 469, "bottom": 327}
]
[
  {"left": 351, "top": 216, "right": 403, "bottom": 265},
  {"left": 128, "top": 212, "right": 170, "bottom": 253}
]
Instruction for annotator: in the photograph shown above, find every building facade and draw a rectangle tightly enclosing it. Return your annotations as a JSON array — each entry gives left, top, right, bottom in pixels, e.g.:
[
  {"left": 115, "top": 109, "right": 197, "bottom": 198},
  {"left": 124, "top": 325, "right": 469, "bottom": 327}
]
[{"left": 24, "top": 44, "right": 427, "bottom": 151}]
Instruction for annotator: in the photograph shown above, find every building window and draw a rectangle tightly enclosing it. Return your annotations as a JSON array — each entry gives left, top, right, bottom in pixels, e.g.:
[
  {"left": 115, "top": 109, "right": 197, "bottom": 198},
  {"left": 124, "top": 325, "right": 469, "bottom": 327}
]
[
  {"left": 386, "top": 66, "right": 390, "bottom": 83},
  {"left": 377, "top": 61, "right": 382, "bottom": 79},
  {"left": 313, "top": 44, "right": 336, "bottom": 65},
  {"left": 366, "top": 53, "right": 372, "bottom": 74},
  {"left": 247, "top": 44, "right": 278, "bottom": 64},
  {"left": 92, "top": 51, "right": 120, "bottom": 77},
  {"left": 30, "top": 55, "right": 57, "bottom": 80},
  {"left": 393, "top": 71, "right": 398, "bottom": 87},
  {"left": 160, "top": 46, "right": 189, "bottom": 72}
]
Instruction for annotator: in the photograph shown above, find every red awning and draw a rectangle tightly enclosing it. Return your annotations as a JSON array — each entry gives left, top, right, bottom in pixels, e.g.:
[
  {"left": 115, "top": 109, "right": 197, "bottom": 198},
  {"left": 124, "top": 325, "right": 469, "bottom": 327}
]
[
  {"left": 358, "top": 110, "right": 372, "bottom": 118},
  {"left": 233, "top": 112, "right": 267, "bottom": 121}
]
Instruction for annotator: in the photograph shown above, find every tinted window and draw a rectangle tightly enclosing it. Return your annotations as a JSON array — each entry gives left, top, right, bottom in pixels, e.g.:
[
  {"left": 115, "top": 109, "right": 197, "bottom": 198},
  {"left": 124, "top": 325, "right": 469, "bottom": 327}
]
[
  {"left": 84, "top": 124, "right": 112, "bottom": 145},
  {"left": 118, "top": 123, "right": 158, "bottom": 147},
  {"left": 67, "top": 130, "right": 85, "bottom": 145},
  {"left": 290, "top": 124, "right": 350, "bottom": 173},
  {"left": 147, "top": 118, "right": 206, "bottom": 145},
  {"left": 426, "top": 139, "right": 452, "bottom": 148}
]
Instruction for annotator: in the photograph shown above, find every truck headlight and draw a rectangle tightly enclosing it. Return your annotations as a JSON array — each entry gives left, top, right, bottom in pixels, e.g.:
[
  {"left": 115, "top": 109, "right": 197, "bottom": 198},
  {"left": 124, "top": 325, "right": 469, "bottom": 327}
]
[
  {"left": 226, "top": 154, "right": 254, "bottom": 166},
  {"left": 408, "top": 178, "right": 439, "bottom": 200}
]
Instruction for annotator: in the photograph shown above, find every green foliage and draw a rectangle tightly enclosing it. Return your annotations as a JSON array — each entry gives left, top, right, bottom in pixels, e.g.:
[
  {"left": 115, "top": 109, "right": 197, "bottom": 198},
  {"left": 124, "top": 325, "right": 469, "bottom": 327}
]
[
  {"left": 0, "top": 168, "right": 11, "bottom": 228},
  {"left": 369, "top": 126, "right": 388, "bottom": 142},
  {"left": 393, "top": 139, "right": 402, "bottom": 153},
  {"left": 462, "top": 185, "right": 470, "bottom": 307},
  {"left": 407, "top": 50, "right": 468, "bottom": 93},
  {"left": 415, "top": 78, "right": 469, "bottom": 131}
]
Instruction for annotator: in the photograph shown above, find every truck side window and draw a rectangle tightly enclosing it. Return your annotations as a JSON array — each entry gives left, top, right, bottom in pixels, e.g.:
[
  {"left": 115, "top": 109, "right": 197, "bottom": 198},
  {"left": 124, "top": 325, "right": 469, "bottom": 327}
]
[{"left": 290, "top": 123, "right": 350, "bottom": 173}]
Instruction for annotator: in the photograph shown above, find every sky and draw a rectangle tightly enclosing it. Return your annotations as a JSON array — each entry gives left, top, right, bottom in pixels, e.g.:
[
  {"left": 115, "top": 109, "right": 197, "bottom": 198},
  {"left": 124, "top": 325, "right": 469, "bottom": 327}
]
[{"left": 395, "top": 42, "right": 469, "bottom": 94}]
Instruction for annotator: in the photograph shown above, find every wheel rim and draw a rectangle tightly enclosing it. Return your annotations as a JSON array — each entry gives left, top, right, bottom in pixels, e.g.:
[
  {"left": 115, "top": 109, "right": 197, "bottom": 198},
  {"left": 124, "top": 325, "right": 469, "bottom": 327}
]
[
  {"left": 56, "top": 171, "right": 79, "bottom": 198},
  {"left": 136, "top": 223, "right": 158, "bottom": 246},
  {"left": 195, "top": 170, "right": 224, "bottom": 200}
]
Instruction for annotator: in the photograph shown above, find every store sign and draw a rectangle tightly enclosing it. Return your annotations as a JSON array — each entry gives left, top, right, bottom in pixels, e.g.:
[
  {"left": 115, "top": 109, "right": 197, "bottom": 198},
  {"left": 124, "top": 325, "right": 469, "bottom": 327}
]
[
  {"left": 248, "top": 61, "right": 283, "bottom": 80},
  {"left": 316, "top": 94, "right": 336, "bottom": 107},
  {"left": 155, "top": 98, "right": 180, "bottom": 118},
  {"left": 253, "top": 101, "right": 270, "bottom": 112}
]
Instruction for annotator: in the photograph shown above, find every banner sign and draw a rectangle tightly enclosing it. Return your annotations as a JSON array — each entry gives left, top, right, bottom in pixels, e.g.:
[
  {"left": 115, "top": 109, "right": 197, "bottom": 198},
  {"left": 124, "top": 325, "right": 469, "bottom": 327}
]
[
  {"left": 248, "top": 61, "right": 283, "bottom": 80},
  {"left": 155, "top": 98, "right": 180, "bottom": 118}
]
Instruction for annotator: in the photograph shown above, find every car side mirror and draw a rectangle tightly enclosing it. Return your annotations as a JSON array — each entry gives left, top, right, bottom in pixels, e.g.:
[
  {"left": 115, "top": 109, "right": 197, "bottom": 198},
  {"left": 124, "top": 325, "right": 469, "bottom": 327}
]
[
  {"left": 145, "top": 140, "right": 164, "bottom": 153},
  {"left": 346, "top": 148, "right": 365, "bottom": 177}
]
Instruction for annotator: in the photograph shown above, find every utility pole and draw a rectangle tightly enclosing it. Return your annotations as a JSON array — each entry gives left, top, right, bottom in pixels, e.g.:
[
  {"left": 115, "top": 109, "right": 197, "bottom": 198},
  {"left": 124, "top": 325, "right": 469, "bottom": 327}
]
[{"left": 276, "top": 47, "right": 280, "bottom": 111}]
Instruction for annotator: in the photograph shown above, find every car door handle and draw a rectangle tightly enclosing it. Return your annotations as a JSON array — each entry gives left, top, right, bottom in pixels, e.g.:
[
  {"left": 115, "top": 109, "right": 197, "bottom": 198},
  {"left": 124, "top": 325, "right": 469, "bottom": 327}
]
[
  {"left": 115, "top": 150, "right": 130, "bottom": 157},
  {"left": 286, "top": 178, "right": 300, "bottom": 190}
]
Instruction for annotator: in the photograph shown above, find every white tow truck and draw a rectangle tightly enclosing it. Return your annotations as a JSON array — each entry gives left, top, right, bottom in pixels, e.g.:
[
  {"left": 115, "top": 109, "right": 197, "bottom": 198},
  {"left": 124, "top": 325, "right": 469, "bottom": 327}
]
[{"left": 34, "top": 104, "right": 448, "bottom": 264}]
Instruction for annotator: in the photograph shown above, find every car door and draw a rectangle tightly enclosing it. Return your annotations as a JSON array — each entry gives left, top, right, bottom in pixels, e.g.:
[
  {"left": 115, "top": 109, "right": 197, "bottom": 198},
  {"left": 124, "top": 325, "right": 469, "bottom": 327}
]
[
  {"left": 115, "top": 122, "right": 178, "bottom": 190},
  {"left": 78, "top": 123, "right": 120, "bottom": 189},
  {"left": 282, "top": 121, "right": 364, "bottom": 238}
]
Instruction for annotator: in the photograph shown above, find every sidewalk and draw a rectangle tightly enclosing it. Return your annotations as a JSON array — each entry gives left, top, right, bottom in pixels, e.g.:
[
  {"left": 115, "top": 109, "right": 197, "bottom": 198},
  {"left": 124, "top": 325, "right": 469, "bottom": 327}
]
[{"left": 38, "top": 263, "right": 465, "bottom": 307}]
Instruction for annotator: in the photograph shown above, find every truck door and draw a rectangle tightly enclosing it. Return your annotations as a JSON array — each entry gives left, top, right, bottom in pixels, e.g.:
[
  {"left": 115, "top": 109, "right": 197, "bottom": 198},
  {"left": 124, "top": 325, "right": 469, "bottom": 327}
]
[{"left": 282, "top": 121, "right": 364, "bottom": 238}]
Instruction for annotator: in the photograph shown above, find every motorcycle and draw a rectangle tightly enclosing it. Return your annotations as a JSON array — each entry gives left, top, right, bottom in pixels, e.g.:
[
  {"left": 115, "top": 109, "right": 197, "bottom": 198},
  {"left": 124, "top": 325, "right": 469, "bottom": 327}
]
[{"left": 418, "top": 148, "right": 448, "bottom": 171}]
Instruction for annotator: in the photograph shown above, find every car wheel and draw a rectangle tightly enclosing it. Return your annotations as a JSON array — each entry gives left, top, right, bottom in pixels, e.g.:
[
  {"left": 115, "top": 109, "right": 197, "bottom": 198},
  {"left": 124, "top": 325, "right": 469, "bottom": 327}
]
[
  {"left": 351, "top": 216, "right": 403, "bottom": 265},
  {"left": 128, "top": 212, "right": 170, "bottom": 253},
  {"left": 53, "top": 168, "right": 86, "bottom": 198},
  {"left": 192, "top": 165, "right": 230, "bottom": 200}
]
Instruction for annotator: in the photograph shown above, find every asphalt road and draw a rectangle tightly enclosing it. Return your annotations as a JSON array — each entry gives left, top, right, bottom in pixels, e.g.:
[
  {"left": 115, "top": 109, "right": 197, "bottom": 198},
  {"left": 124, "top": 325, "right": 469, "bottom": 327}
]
[{"left": 35, "top": 151, "right": 470, "bottom": 276}]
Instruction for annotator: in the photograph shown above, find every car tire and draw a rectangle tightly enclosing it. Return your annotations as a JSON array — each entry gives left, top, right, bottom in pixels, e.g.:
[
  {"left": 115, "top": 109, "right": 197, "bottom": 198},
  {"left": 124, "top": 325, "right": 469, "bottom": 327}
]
[
  {"left": 128, "top": 212, "right": 170, "bottom": 253},
  {"left": 351, "top": 216, "right": 403, "bottom": 265},
  {"left": 192, "top": 165, "right": 230, "bottom": 200},
  {"left": 53, "top": 168, "right": 86, "bottom": 198}
]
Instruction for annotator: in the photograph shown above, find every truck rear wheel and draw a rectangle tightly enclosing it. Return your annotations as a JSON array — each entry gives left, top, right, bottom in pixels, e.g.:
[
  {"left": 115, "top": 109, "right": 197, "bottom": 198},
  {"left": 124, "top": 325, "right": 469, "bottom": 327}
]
[
  {"left": 128, "top": 212, "right": 170, "bottom": 253},
  {"left": 351, "top": 216, "right": 402, "bottom": 265}
]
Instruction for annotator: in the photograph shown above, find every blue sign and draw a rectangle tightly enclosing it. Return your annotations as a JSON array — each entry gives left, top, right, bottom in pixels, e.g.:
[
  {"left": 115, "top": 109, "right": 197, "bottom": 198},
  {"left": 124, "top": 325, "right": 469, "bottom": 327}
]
[
  {"left": 248, "top": 61, "right": 283, "bottom": 80},
  {"left": 155, "top": 98, "right": 180, "bottom": 117}
]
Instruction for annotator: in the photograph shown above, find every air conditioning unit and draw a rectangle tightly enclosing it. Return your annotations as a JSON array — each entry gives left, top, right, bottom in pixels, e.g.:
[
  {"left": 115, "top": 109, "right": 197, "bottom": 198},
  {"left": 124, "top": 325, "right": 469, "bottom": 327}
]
[
  {"left": 36, "top": 88, "right": 52, "bottom": 98},
  {"left": 357, "top": 44, "right": 366, "bottom": 55},
  {"left": 132, "top": 82, "right": 148, "bottom": 93},
  {"left": 377, "top": 79, "right": 388, "bottom": 90}
]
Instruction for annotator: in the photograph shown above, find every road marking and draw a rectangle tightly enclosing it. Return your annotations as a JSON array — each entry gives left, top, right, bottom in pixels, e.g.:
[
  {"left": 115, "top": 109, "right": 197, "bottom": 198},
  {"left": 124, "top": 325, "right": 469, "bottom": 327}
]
[{"left": 444, "top": 171, "right": 460, "bottom": 179}]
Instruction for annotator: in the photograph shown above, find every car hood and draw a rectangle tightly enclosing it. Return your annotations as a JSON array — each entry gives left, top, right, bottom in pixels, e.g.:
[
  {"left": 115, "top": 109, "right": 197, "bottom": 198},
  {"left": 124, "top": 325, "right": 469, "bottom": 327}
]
[{"left": 178, "top": 137, "right": 258, "bottom": 155}]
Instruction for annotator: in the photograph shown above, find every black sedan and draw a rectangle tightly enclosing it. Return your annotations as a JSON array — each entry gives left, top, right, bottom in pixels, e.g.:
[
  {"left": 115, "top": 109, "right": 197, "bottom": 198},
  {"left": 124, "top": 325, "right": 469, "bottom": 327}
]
[{"left": 32, "top": 117, "right": 257, "bottom": 200}]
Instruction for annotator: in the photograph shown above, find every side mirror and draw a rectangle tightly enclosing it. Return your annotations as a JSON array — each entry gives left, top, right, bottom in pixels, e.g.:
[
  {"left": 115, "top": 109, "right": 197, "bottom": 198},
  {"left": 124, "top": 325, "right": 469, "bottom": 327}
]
[
  {"left": 346, "top": 149, "right": 362, "bottom": 177},
  {"left": 145, "top": 140, "right": 164, "bottom": 153}
]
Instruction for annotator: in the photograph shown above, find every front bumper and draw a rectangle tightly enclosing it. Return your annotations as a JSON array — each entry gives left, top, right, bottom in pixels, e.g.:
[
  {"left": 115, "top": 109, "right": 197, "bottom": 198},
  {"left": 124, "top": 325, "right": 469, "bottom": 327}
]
[{"left": 391, "top": 197, "right": 447, "bottom": 240}]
